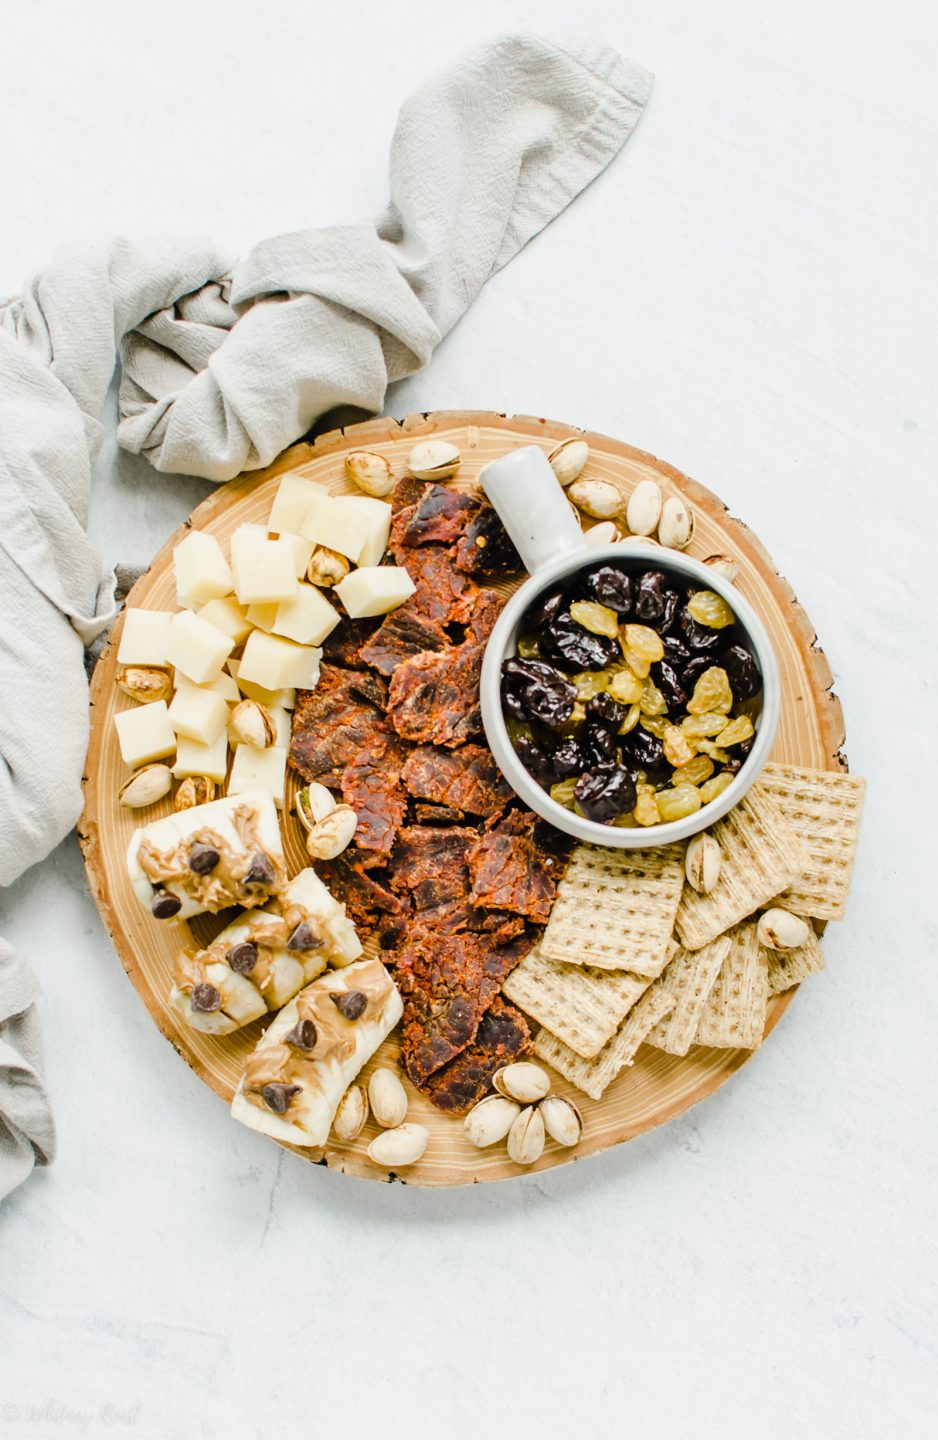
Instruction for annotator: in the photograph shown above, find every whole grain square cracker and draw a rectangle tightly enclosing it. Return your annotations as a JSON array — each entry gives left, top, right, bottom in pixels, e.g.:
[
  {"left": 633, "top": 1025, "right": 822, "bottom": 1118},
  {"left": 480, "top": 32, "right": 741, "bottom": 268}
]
[
  {"left": 765, "top": 926, "right": 825, "bottom": 993},
  {"left": 694, "top": 923, "right": 769, "bottom": 1050},
  {"left": 645, "top": 935, "right": 732, "bottom": 1056},
  {"left": 533, "top": 983, "right": 676, "bottom": 1100},
  {"left": 502, "top": 945, "right": 649, "bottom": 1058},
  {"left": 756, "top": 763, "right": 866, "bottom": 921},
  {"left": 539, "top": 843, "right": 684, "bottom": 976},
  {"left": 674, "top": 790, "right": 809, "bottom": 951}
]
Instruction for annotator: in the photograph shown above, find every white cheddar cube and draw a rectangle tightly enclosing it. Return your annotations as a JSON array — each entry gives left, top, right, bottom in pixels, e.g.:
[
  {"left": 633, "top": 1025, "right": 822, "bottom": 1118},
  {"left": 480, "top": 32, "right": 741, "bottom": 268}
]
[
  {"left": 341, "top": 496, "right": 392, "bottom": 566},
  {"left": 238, "top": 630, "right": 321, "bottom": 692},
  {"left": 230, "top": 524, "right": 267, "bottom": 568},
  {"left": 267, "top": 475, "right": 322, "bottom": 536},
  {"left": 173, "top": 531, "right": 233, "bottom": 606},
  {"left": 172, "top": 732, "right": 230, "bottom": 784},
  {"left": 299, "top": 495, "right": 369, "bottom": 561},
  {"left": 164, "top": 610, "right": 234, "bottom": 684},
  {"left": 114, "top": 701, "right": 176, "bottom": 767},
  {"left": 285, "top": 533, "right": 316, "bottom": 578},
  {"left": 334, "top": 566, "right": 415, "bottom": 619},
  {"left": 246, "top": 603, "right": 278, "bottom": 632},
  {"left": 117, "top": 609, "right": 174, "bottom": 666},
  {"left": 233, "top": 538, "right": 298, "bottom": 605},
  {"left": 197, "top": 597, "right": 252, "bottom": 645},
  {"left": 168, "top": 686, "right": 229, "bottom": 745},
  {"left": 175, "top": 672, "right": 240, "bottom": 704},
  {"left": 268, "top": 706, "right": 292, "bottom": 748},
  {"left": 272, "top": 584, "right": 340, "bottom": 646},
  {"left": 228, "top": 744, "right": 287, "bottom": 807},
  {"left": 227, "top": 660, "right": 296, "bottom": 711}
]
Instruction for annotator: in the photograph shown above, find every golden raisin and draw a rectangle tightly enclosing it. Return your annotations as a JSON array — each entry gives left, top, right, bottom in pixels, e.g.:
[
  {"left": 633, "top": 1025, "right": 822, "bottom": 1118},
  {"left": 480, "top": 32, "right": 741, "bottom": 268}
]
[
  {"left": 682, "top": 710, "right": 732, "bottom": 738},
  {"left": 672, "top": 755, "right": 714, "bottom": 787},
  {"left": 639, "top": 713, "right": 669, "bottom": 738},
  {"left": 570, "top": 600, "right": 620, "bottom": 638},
  {"left": 699, "top": 771, "right": 735, "bottom": 804},
  {"left": 687, "top": 590, "right": 735, "bottom": 628},
  {"left": 687, "top": 667, "right": 733, "bottom": 715},
  {"left": 662, "top": 724, "right": 697, "bottom": 768},
  {"left": 573, "top": 670, "right": 612, "bottom": 700},
  {"left": 697, "top": 739, "right": 730, "bottom": 762},
  {"left": 549, "top": 779, "right": 577, "bottom": 809},
  {"left": 611, "top": 811, "right": 639, "bottom": 828},
  {"left": 623, "top": 624, "right": 665, "bottom": 664},
  {"left": 716, "top": 714, "right": 755, "bottom": 747},
  {"left": 634, "top": 784, "right": 659, "bottom": 826},
  {"left": 618, "top": 702, "right": 641, "bottom": 735},
  {"left": 656, "top": 783, "right": 702, "bottom": 822},
  {"left": 516, "top": 634, "right": 540, "bottom": 659},
  {"left": 608, "top": 669, "right": 643, "bottom": 704},
  {"left": 639, "top": 679, "right": 668, "bottom": 716}
]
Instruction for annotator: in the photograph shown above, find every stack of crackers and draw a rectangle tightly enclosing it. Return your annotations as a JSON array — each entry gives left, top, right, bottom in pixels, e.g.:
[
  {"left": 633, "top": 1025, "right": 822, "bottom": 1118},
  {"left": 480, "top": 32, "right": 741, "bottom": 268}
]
[{"left": 503, "top": 763, "right": 866, "bottom": 1101}]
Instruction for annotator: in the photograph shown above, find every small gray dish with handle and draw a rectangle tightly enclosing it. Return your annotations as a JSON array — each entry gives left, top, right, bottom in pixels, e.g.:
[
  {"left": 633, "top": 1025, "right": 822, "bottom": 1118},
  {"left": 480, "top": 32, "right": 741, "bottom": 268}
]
[{"left": 478, "top": 445, "right": 781, "bottom": 847}]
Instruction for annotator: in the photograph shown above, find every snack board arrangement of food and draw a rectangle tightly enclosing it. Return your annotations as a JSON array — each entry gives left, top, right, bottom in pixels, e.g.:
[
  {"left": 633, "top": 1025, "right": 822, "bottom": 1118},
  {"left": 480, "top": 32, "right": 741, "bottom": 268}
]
[{"left": 80, "top": 412, "right": 865, "bottom": 1185}]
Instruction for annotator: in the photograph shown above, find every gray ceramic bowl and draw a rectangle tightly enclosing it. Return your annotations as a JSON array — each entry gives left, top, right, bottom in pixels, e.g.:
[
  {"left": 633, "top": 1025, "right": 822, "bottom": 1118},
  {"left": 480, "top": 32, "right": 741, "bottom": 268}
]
[{"left": 478, "top": 446, "right": 780, "bottom": 847}]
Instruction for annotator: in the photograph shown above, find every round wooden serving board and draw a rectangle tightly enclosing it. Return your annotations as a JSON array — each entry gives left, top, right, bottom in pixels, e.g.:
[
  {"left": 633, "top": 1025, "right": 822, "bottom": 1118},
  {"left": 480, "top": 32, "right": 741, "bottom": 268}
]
[{"left": 80, "top": 412, "right": 846, "bottom": 1187}]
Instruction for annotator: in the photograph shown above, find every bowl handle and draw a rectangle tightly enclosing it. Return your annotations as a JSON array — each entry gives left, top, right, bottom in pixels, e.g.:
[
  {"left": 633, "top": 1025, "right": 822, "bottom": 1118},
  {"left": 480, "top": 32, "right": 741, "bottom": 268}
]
[{"left": 481, "top": 445, "right": 587, "bottom": 576}]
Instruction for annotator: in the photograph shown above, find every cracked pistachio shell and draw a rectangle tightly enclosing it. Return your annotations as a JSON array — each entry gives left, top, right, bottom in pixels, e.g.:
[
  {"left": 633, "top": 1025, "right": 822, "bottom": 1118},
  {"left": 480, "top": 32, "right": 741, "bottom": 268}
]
[
  {"left": 464, "top": 1095, "right": 521, "bottom": 1147},
  {"left": 506, "top": 1105, "right": 545, "bottom": 1165},
  {"left": 704, "top": 553, "right": 741, "bottom": 583},
  {"left": 684, "top": 833, "right": 722, "bottom": 894},
  {"left": 548, "top": 437, "right": 589, "bottom": 487},
  {"left": 304, "top": 804, "right": 358, "bottom": 860},
  {"left": 584, "top": 520, "right": 622, "bottom": 547},
  {"left": 493, "top": 1062, "right": 551, "bottom": 1103},
  {"left": 658, "top": 495, "right": 695, "bottom": 550},
  {"left": 294, "top": 782, "right": 337, "bottom": 831},
  {"left": 116, "top": 665, "right": 173, "bottom": 705},
  {"left": 306, "top": 545, "right": 351, "bottom": 587},
  {"left": 332, "top": 1084, "right": 368, "bottom": 1141},
  {"left": 367, "top": 1124, "right": 429, "bottom": 1168},
  {"left": 626, "top": 479, "right": 663, "bottom": 536},
  {"left": 568, "top": 478, "right": 625, "bottom": 520},
  {"left": 406, "top": 440, "right": 460, "bottom": 480},
  {"left": 345, "top": 450, "right": 394, "bottom": 496},
  {"left": 368, "top": 1068, "right": 409, "bottom": 1128},
  {"left": 757, "top": 908, "right": 811, "bottom": 951},
  {"left": 174, "top": 775, "right": 216, "bottom": 810},
  {"left": 540, "top": 1095, "right": 582, "bottom": 1148},
  {"left": 229, "top": 699, "right": 275, "bottom": 749},
  {"left": 118, "top": 764, "right": 173, "bottom": 808}
]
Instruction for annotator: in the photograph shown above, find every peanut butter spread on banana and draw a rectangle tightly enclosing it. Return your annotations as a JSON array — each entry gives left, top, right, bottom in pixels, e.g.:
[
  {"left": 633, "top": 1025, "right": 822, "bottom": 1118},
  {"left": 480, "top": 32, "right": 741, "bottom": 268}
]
[
  {"left": 138, "top": 805, "right": 285, "bottom": 911},
  {"left": 242, "top": 967, "right": 390, "bottom": 1116},
  {"left": 173, "top": 908, "right": 328, "bottom": 1004}
]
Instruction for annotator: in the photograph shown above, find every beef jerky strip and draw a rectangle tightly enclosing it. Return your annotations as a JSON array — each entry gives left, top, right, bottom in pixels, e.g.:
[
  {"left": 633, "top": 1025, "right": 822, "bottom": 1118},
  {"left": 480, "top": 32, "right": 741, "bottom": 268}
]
[
  {"left": 422, "top": 998, "right": 532, "bottom": 1113},
  {"left": 455, "top": 505, "right": 523, "bottom": 577},
  {"left": 289, "top": 665, "right": 386, "bottom": 787},
  {"left": 401, "top": 484, "right": 479, "bottom": 546},
  {"left": 357, "top": 602, "right": 449, "bottom": 676},
  {"left": 401, "top": 743, "right": 512, "bottom": 819},
  {"left": 466, "top": 813, "right": 559, "bottom": 925},
  {"left": 388, "top": 642, "right": 483, "bottom": 748},
  {"left": 341, "top": 727, "right": 408, "bottom": 855}
]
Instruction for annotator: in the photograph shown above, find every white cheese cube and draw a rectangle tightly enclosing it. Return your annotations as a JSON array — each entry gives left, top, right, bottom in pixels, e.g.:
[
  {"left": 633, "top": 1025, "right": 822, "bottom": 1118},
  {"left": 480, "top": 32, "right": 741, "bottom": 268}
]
[
  {"left": 285, "top": 533, "right": 316, "bottom": 578},
  {"left": 233, "top": 538, "right": 298, "bottom": 605},
  {"left": 117, "top": 609, "right": 174, "bottom": 666},
  {"left": 246, "top": 603, "right": 278, "bottom": 632},
  {"left": 164, "top": 610, "right": 234, "bottom": 684},
  {"left": 238, "top": 630, "right": 322, "bottom": 692},
  {"left": 299, "top": 495, "right": 369, "bottom": 561},
  {"left": 228, "top": 744, "right": 287, "bottom": 807},
  {"left": 230, "top": 524, "right": 267, "bottom": 568},
  {"left": 114, "top": 701, "right": 176, "bottom": 767},
  {"left": 175, "top": 671, "right": 240, "bottom": 704},
  {"left": 168, "top": 686, "right": 229, "bottom": 745},
  {"left": 197, "top": 597, "right": 252, "bottom": 645},
  {"left": 172, "top": 732, "right": 230, "bottom": 784},
  {"left": 272, "top": 584, "right": 340, "bottom": 646},
  {"left": 267, "top": 475, "right": 322, "bottom": 536},
  {"left": 268, "top": 706, "right": 292, "bottom": 748},
  {"left": 173, "top": 531, "right": 233, "bottom": 606},
  {"left": 334, "top": 566, "right": 416, "bottom": 619},
  {"left": 227, "top": 660, "right": 296, "bottom": 711},
  {"left": 341, "top": 496, "right": 392, "bottom": 566}
]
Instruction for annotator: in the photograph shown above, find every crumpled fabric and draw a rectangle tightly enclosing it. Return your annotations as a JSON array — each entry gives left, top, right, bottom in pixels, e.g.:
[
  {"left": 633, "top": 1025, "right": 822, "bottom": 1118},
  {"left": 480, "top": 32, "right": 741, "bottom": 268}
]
[{"left": 0, "top": 32, "right": 652, "bottom": 1198}]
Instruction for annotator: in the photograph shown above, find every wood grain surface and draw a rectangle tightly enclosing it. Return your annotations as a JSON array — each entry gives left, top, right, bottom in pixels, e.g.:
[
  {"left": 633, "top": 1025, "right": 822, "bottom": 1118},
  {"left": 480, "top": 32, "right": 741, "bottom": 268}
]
[{"left": 79, "top": 412, "right": 846, "bottom": 1186}]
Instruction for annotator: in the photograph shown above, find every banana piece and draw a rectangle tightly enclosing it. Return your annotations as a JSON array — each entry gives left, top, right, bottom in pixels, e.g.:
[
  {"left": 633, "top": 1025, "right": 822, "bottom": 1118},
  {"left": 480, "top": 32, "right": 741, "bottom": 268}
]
[{"left": 231, "top": 958, "right": 403, "bottom": 1147}]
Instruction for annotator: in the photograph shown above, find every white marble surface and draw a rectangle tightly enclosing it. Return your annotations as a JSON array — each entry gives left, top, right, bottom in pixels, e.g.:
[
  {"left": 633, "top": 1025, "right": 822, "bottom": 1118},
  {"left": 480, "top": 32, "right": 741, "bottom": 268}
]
[{"left": 1, "top": 1, "right": 935, "bottom": 1436}]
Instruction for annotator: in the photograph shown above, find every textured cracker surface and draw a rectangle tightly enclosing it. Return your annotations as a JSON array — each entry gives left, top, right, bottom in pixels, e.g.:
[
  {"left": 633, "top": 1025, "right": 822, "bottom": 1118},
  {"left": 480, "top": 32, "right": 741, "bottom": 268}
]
[
  {"left": 540, "top": 843, "right": 684, "bottom": 975},
  {"left": 533, "top": 984, "right": 676, "bottom": 1100},
  {"left": 694, "top": 923, "right": 769, "bottom": 1049},
  {"left": 757, "top": 763, "right": 866, "bottom": 921},
  {"left": 502, "top": 945, "right": 649, "bottom": 1058},
  {"left": 646, "top": 936, "right": 732, "bottom": 1056}
]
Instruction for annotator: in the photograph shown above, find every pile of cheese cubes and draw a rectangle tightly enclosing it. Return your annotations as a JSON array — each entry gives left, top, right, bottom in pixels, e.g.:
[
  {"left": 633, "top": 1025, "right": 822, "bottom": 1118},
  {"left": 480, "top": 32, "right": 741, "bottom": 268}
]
[{"left": 112, "top": 473, "right": 415, "bottom": 807}]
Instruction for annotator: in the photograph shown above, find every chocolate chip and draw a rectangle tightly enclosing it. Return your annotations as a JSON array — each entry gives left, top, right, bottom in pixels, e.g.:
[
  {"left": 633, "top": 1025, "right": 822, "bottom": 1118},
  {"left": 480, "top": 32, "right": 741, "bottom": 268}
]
[
  {"left": 330, "top": 990, "right": 367, "bottom": 1021},
  {"left": 227, "top": 941, "right": 258, "bottom": 974},
  {"left": 285, "top": 1018, "right": 318, "bottom": 1051},
  {"left": 243, "top": 852, "right": 275, "bottom": 887},
  {"left": 189, "top": 842, "right": 220, "bottom": 874},
  {"left": 287, "top": 921, "right": 322, "bottom": 951},
  {"left": 151, "top": 889, "right": 182, "bottom": 919},
  {"left": 262, "top": 1082, "right": 302, "bottom": 1114},
  {"left": 191, "top": 982, "right": 221, "bottom": 1012}
]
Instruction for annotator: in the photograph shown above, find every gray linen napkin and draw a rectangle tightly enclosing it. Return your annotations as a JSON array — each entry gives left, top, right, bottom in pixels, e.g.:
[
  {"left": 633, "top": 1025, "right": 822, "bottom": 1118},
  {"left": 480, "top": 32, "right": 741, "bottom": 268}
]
[{"left": 0, "top": 32, "right": 651, "bottom": 1198}]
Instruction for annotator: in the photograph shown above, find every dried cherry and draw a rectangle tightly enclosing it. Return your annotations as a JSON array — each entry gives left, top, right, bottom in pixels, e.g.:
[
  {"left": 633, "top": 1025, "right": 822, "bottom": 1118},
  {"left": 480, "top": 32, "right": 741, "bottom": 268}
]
[
  {"left": 574, "top": 766, "right": 637, "bottom": 822},
  {"left": 722, "top": 644, "right": 762, "bottom": 700},
  {"left": 541, "top": 613, "right": 621, "bottom": 672},
  {"left": 584, "top": 566, "right": 632, "bottom": 614}
]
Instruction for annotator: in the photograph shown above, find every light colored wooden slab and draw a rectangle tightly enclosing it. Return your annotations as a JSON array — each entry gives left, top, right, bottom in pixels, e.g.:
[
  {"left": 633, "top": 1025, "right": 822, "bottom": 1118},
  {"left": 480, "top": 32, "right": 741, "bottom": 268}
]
[{"left": 79, "top": 411, "right": 847, "bottom": 1186}]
